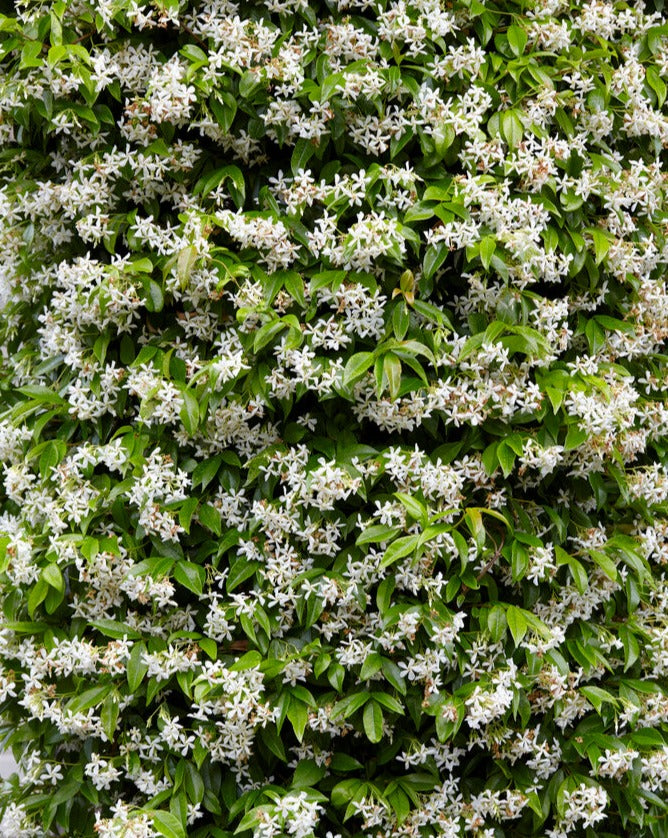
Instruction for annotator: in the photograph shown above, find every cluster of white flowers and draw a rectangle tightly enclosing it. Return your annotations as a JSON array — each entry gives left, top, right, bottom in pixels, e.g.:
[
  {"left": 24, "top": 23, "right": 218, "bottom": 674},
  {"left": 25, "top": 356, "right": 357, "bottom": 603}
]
[{"left": 548, "top": 782, "right": 608, "bottom": 836}]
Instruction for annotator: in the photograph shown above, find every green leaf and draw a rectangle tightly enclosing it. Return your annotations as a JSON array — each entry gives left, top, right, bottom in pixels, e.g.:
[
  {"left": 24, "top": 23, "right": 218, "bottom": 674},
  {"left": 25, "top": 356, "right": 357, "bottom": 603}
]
[
  {"left": 506, "top": 605, "right": 528, "bottom": 646},
  {"left": 2, "top": 621, "right": 48, "bottom": 634},
  {"left": 379, "top": 534, "right": 420, "bottom": 569},
  {"left": 381, "top": 658, "right": 407, "bottom": 694},
  {"left": 481, "top": 441, "right": 499, "bottom": 476},
  {"left": 496, "top": 440, "right": 516, "bottom": 477},
  {"left": 151, "top": 811, "right": 186, "bottom": 838},
  {"left": 172, "top": 247, "right": 197, "bottom": 291},
  {"left": 142, "top": 277, "right": 164, "bottom": 312},
  {"left": 630, "top": 728, "right": 666, "bottom": 748},
  {"left": 331, "top": 779, "right": 363, "bottom": 809},
  {"left": 464, "top": 508, "right": 485, "bottom": 552},
  {"left": 229, "top": 651, "right": 262, "bottom": 671},
  {"left": 568, "top": 557, "right": 588, "bottom": 593},
  {"left": 286, "top": 699, "right": 309, "bottom": 742},
  {"left": 226, "top": 558, "right": 259, "bottom": 592},
  {"left": 209, "top": 92, "right": 237, "bottom": 133},
  {"left": 587, "top": 549, "right": 619, "bottom": 582},
  {"left": 356, "top": 524, "right": 400, "bottom": 545},
  {"left": 259, "top": 724, "right": 287, "bottom": 761},
  {"left": 360, "top": 652, "right": 383, "bottom": 680},
  {"left": 383, "top": 352, "right": 401, "bottom": 399},
  {"left": 198, "top": 503, "right": 221, "bottom": 535},
  {"left": 292, "top": 759, "right": 326, "bottom": 788},
  {"left": 42, "top": 563, "right": 63, "bottom": 592},
  {"left": 392, "top": 302, "right": 410, "bottom": 340},
  {"left": 363, "top": 700, "right": 384, "bottom": 743},
  {"left": 343, "top": 352, "right": 375, "bottom": 386},
  {"left": 173, "top": 561, "right": 206, "bottom": 596},
  {"left": 479, "top": 236, "right": 496, "bottom": 270},
  {"left": 38, "top": 439, "right": 66, "bottom": 479},
  {"left": 619, "top": 626, "right": 639, "bottom": 672},
  {"left": 18, "top": 385, "right": 67, "bottom": 405},
  {"left": 181, "top": 43, "right": 208, "bottom": 64},
  {"left": 321, "top": 72, "right": 345, "bottom": 101},
  {"left": 128, "top": 257, "right": 153, "bottom": 273},
  {"left": 555, "top": 546, "right": 588, "bottom": 593},
  {"left": 65, "top": 684, "right": 113, "bottom": 714},
  {"left": 581, "top": 685, "right": 618, "bottom": 713},
  {"left": 304, "top": 594, "right": 324, "bottom": 628},
  {"left": 376, "top": 577, "right": 395, "bottom": 614},
  {"left": 565, "top": 425, "right": 588, "bottom": 450},
  {"left": 283, "top": 271, "right": 305, "bottom": 308},
  {"left": 411, "top": 299, "right": 452, "bottom": 329},
  {"left": 328, "top": 662, "right": 345, "bottom": 692},
  {"left": 178, "top": 497, "right": 198, "bottom": 534},
  {"left": 90, "top": 619, "right": 142, "bottom": 640},
  {"left": 423, "top": 243, "right": 448, "bottom": 280},
  {"left": 507, "top": 24, "right": 527, "bottom": 56},
  {"left": 589, "top": 228, "right": 611, "bottom": 264},
  {"left": 234, "top": 808, "right": 267, "bottom": 835},
  {"left": 594, "top": 315, "right": 635, "bottom": 335},
  {"left": 394, "top": 492, "right": 427, "bottom": 523},
  {"left": 20, "top": 41, "right": 43, "bottom": 69},
  {"left": 198, "top": 638, "right": 216, "bottom": 660},
  {"left": 127, "top": 642, "right": 148, "bottom": 692},
  {"left": 291, "top": 138, "right": 315, "bottom": 175},
  {"left": 371, "top": 691, "right": 404, "bottom": 714},
  {"left": 180, "top": 390, "right": 200, "bottom": 435},
  {"left": 500, "top": 110, "right": 523, "bottom": 148},
  {"left": 184, "top": 763, "right": 205, "bottom": 804},
  {"left": 253, "top": 319, "right": 287, "bottom": 353},
  {"left": 210, "top": 165, "right": 245, "bottom": 207},
  {"left": 431, "top": 122, "right": 454, "bottom": 158},
  {"left": 508, "top": 540, "right": 528, "bottom": 582},
  {"left": 561, "top": 190, "right": 584, "bottom": 212},
  {"left": 100, "top": 693, "right": 119, "bottom": 740},
  {"left": 487, "top": 605, "right": 507, "bottom": 642},
  {"left": 646, "top": 64, "right": 667, "bottom": 107},
  {"left": 239, "top": 69, "right": 262, "bottom": 98},
  {"left": 44, "top": 584, "right": 63, "bottom": 615},
  {"left": 387, "top": 788, "right": 411, "bottom": 824},
  {"left": 332, "top": 692, "right": 370, "bottom": 720},
  {"left": 331, "top": 753, "right": 364, "bottom": 772}
]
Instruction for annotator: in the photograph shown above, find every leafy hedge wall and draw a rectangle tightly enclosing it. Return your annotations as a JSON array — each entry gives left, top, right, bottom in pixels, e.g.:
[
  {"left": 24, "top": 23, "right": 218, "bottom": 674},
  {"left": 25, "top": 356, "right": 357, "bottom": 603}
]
[{"left": 1, "top": 0, "right": 668, "bottom": 835}]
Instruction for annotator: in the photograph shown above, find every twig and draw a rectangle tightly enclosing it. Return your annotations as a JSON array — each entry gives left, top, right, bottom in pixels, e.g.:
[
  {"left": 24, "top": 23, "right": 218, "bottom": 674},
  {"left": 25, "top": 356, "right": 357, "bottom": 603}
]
[
  {"left": 461, "top": 532, "right": 506, "bottom": 594},
  {"left": 220, "top": 639, "right": 248, "bottom": 653}
]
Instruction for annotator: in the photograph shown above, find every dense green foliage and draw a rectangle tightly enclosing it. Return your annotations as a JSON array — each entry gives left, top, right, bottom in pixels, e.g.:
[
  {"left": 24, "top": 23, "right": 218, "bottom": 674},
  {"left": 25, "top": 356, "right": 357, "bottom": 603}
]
[{"left": 1, "top": 0, "right": 668, "bottom": 836}]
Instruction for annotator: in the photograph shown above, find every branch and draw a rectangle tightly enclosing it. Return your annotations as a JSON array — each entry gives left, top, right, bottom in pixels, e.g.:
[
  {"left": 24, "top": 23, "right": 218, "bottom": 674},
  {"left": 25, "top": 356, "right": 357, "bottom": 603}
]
[{"left": 461, "top": 532, "right": 506, "bottom": 595}]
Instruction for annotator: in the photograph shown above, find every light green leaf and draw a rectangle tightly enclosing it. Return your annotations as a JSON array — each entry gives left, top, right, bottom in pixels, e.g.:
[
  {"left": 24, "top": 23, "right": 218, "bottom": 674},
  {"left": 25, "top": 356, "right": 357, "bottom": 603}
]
[
  {"left": 127, "top": 642, "right": 148, "bottom": 692},
  {"left": 506, "top": 605, "right": 528, "bottom": 646},
  {"left": 142, "top": 277, "right": 164, "bottom": 312},
  {"left": 343, "top": 352, "right": 375, "bottom": 386},
  {"left": 487, "top": 606, "right": 507, "bottom": 642},
  {"left": 100, "top": 692, "right": 119, "bottom": 740},
  {"left": 383, "top": 353, "right": 402, "bottom": 399},
  {"left": 173, "top": 561, "right": 206, "bottom": 596},
  {"left": 507, "top": 24, "right": 527, "bottom": 56},
  {"left": 363, "top": 700, "right": 384, "bottom": 743},
  {"left": 42, "top": 563, "right": 63, "bottom": 592},
  {"left": 394, "top": 492, "right": 427, "bottom": 523},
  {"left": 179, "top": 390, "right": 200, "bottom": 435},
  {"left": 150, "top": 811, "right": 186, "bottom": 838},
  {"left": 479, "top": 236, "right": 496, "bottom": 270},
  {"left": 500, "top": 110, "right": 523, "bottom": 148},
  {"left": 90, "top": 619, "right": 142, "bottom": 640},
  {"left": 379, "top": 534, "right": 420, "bottom": 569}
]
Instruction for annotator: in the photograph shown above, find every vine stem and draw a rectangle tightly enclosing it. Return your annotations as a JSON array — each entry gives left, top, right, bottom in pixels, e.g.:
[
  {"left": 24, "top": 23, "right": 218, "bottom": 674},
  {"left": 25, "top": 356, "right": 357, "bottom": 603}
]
[{"left": 461, "top": 532, "right": 506, "bottom": 595}]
